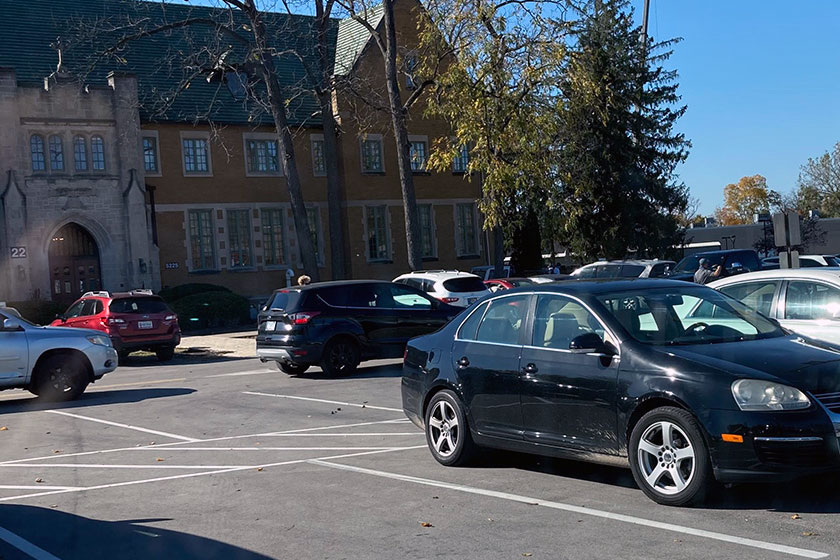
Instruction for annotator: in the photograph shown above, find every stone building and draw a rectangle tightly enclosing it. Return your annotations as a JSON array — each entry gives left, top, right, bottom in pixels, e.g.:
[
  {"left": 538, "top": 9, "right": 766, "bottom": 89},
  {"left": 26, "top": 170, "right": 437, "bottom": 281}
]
[{"left": 0, "top": 0, "right": 485, "bottom": 304}]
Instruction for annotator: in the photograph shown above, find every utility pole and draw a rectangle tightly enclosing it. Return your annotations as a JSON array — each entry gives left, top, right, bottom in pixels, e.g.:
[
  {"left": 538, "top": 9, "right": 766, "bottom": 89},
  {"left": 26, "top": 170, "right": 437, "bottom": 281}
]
[{"left": 640, "top": 0, "right": 650, "bottom": 46}]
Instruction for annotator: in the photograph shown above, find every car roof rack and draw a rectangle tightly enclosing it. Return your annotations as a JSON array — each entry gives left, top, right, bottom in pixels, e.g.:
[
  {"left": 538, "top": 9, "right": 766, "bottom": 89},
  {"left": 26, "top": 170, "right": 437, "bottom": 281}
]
[
  {"left": 129, "top": 289, "right": 154, "bottom": 295},
  {"left": 82, "top": 291, "right": 110, "bottom": 298}
]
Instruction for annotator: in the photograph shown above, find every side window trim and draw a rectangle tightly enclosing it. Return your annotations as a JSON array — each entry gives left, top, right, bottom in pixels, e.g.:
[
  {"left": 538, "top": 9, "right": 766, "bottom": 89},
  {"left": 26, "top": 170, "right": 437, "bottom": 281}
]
[{"left": 455, "top": 301, "right": 491, "bottom": 341}]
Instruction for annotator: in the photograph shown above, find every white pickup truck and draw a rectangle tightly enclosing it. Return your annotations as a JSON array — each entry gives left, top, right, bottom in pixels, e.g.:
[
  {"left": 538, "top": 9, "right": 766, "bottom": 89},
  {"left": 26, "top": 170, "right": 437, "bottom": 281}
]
[{"left": 0, "top": 307, "right": 118, "bottom": 400}]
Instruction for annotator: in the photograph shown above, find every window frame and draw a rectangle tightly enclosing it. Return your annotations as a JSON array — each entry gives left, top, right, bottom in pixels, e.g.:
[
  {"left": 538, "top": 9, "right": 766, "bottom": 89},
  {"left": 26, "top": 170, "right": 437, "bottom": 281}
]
[
  {"left": 310, "top": 133, "right": 326, "bottom": 177},
  {"left": 417, "top": 203, "right": 437, "bottom": 259},
  {"left": 30, "top": 134, "right": 46, "bottom": 172},
  {"left": 48, "top": 134, "right": 64, "bottom": 171},
  {"left": 719, "top": 280, "right": 781, "bottom": 319},
  {"left": 243, "top": 133, "right": 282, "bottom": 177},
  {"left": 187, "top": 209, "right": 217, "bottom": 272},
  {"left": 526, "top": 293, "right": 617, "bottom": 352},
  {"left": 454, "top": 202, "right": 480, "bottom": 258},
  {"left": 408, "top": 135, "right": 428, "bottom": 173},
  {"left": 364, "top": 205, "right": 392, "bottom": 263},
  {"left": 226, "top": 208, "right": 254, "bottom": 269},
  {"left": 452, "top": 141, "right": 470, "bottom": 174},
  {"left": 781, "top": 279, "right": 840, "bottom": 321},
  {"left": 360, "top": 134, "right": 384, "bottom": 174},
  {"left": 469, "top": 293, "right": 531, "bottom": 347},
  {"left": 90, "top": 135, "right": 106, "bottom": 171},
  {"left": 260, "top": 207, "right": 288, "bottom": 269},
  {"left": 180, "top": 131, "right": 213, "bottom": 176},
  {"left": 142, "top": 131, "right": 162, "bottom": 176},
  {"left": 73, "top": 136, "right": 88, "bottom": 171}
]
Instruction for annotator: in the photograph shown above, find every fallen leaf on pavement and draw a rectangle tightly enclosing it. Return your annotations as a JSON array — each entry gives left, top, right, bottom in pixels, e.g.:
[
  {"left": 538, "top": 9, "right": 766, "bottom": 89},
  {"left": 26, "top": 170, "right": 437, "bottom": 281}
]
[
  {"left": 522, "top": 554, "right": 533, "bottom": 557},
  {"left": 156, "top": 458, "right": 165, "bottom": 462},
  {"left": 257, "top": 467, "right": 264, "bottom": 472},
  {"left": 53, "top": 450, "right": 62, "bottom": 454},
  {"left": 0, "top": 426, "right": 8, "bottom": 431},
  {"left": 420, "top": 522, "right": 433, "bottom": 528},
  {"left": 791, "top": 514, "right": 802, "bottom": 520},
  {"left": 35, "top": 478, "right": 43, "bottom": 483},
  {"left": 802, "top": 532, "right": 818, "bottom": 537},
  {"left": 50, "top": 505, "right": 57, "bottom": 509}
]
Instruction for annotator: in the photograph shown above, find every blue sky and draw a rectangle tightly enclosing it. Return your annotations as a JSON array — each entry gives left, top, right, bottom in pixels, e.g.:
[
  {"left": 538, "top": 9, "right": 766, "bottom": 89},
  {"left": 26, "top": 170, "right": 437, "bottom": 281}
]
[{"left": 633, "top": 0, "right": 840, "bottom": 214}]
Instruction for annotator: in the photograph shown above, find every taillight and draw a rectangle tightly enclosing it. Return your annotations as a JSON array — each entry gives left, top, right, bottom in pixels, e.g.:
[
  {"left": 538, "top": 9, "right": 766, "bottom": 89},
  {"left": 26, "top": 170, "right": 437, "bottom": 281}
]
[
  {"left": 291, "top": 311, "right": 321, "bottom": 325},
  {"left": 107, "top": 317, "right": 126, "bottom": 325},
  {"left": 403, "top": 346, "right": 409, "bottom": 360},
  {"left": 439, "top": 297, "right": 459, "bottom": 304},
  {"left": 164, "top": 315, "right": 177, "bottom": 321}
]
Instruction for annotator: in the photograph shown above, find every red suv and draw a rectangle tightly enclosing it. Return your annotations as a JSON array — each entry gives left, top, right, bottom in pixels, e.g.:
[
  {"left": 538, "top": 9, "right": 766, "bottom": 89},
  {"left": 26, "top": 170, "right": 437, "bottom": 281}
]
[{"left": 51, "top": 290, "right": 181, "bottom": 361}]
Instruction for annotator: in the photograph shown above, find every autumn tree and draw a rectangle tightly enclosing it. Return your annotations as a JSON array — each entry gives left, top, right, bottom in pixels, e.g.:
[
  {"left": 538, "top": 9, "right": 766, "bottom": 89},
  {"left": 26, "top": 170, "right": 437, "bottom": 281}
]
[
  {"left": 791, "top": 141, "right": 840, "bottom": 217},
  {"left": 556, "top": 0, "right": 690, "bottom": 260},
  {"left": 714, "top": 174, "right": 779, "bottom": 226}
]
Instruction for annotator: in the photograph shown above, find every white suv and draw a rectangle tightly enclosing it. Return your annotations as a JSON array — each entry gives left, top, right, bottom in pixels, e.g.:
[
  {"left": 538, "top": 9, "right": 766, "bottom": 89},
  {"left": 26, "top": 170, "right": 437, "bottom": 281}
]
[{"left": 393, "top": 271, "right": 489, "bottom": 308}]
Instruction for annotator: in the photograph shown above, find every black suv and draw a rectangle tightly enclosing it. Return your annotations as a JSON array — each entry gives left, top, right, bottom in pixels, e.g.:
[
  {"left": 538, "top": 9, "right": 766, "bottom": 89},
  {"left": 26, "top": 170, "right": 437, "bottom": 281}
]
[
  {"left": 256, "top": 280, "right": 459, "bottom": 376},
  {"left": 668, "top": 249, "right": 762, "bottom": 282}
]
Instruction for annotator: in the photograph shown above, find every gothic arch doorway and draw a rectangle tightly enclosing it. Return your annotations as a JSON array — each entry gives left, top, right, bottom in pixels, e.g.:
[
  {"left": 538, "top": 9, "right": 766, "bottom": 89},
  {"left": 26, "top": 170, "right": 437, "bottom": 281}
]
[{"left": 49, "top": 223, "right": 102, "bottom": 305}]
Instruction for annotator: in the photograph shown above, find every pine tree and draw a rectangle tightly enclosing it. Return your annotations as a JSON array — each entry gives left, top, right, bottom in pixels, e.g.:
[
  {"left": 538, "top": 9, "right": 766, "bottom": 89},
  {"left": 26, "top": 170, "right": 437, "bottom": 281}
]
[{"left": 557, "top": 0, "right": 690, "bottom": 260}]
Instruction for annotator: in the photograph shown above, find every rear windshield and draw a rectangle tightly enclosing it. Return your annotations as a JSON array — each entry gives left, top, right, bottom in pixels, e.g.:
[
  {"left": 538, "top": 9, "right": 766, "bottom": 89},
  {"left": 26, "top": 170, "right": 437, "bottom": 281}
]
[
  {"left": 265, "top": 290, "right": 303, "bottom": 312},
  {"left": 620, "top": 265, "right": 645, "bottom": 277},
  {"left": 110, "top": 297, "right": 170, "bottom": 314},
  {"left": 443, "top": 277, "right": 487, "bottom": 293}
]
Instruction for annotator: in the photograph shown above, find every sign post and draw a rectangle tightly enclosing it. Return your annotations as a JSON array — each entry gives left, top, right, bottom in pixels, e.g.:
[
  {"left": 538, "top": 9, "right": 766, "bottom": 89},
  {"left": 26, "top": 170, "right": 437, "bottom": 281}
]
[{"left": 772, "top": 211, "right": 802, "bottom": 269}]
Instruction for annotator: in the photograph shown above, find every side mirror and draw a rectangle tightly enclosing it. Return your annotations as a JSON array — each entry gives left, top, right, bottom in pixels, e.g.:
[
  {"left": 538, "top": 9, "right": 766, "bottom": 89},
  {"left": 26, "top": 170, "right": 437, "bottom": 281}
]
[
  {"left": 55, "top": 314, "right": 66, "bottom": 322},
  {"left": 1, "top": 317, "right": 23, "bottom": 331},
  {"left": 569, "top": 332, "right": 604, "bottom": 354}
]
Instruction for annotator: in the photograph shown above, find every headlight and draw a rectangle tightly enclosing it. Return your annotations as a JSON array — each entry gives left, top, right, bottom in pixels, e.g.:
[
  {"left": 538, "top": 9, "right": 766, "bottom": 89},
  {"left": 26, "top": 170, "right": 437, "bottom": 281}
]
[
  {"left": 731, "top": 379, "right": 810, "bottom": 411},
  {"left": 87, "top": 335, "right": 112, "bottom": 347}
]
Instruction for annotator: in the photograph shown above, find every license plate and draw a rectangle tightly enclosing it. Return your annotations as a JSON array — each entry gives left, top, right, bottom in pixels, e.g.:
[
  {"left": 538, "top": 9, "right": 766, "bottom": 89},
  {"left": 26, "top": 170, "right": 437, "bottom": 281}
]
[
  {"left": 264, "top": 321, "right": 276, "bottom": 332},
  {"left": 138, "top": 321, "right": 153, "bottom": 329},
  {"left": 468, "top": 297, "right": 478, "bottom": 304}
]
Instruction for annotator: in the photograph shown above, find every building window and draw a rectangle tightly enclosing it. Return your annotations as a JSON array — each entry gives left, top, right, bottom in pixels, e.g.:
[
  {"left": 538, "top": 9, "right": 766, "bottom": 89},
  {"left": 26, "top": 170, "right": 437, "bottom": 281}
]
[
  {"left": 188, "top": 209, "right": 216, "bottom": 270},
  {"left": 227, "top": 209, "right": 252, "bottom": 268},
  {"left": 311, "top": 137, "right": 326, "bottom": 176},
  {"left": 361, "top": 137, "right": 383, "bottom": 173},
  {"left": 143, "top": 136, "right": 159, "bottom": 173},
  {"left": 455, "top": 203, "right": 478, "bottom": 256},
  {"left": 73, "top": 136, "right": 87, "bottom": 171},
  {"left": 91, "top": 136, "right": 105, "bottom": 170},
  {"left": 366, "top": 205, "right": 391, "bottom": 262},
  {"left": 418, "top": 204, "right": 436, "bottom": 258},
  {"left": 183, "top": 137, "right": 210, "bottom": 174},
  {"left": 453, "top": 144, "right": 469, "bottom": 173},
  {"left": 306, "top": 207, "right": 323, "bottom": 266},
  {"left": 48, "top": 135, "right": 64, "bottom": 171},
  {"left": 405, "top": 54, "right": 418, "bottom": 89},
  {"left": 246, "top": 139, "right": 280, "bottom": 174},
  {"left": 261, "top": 208, "right": 286, "bottom": 266},
  {"left": 30, "top": 135, "right": 45, "bottom": 171},
  {"left": 410, "top": 141, "right": 427, "bottom": 172}
]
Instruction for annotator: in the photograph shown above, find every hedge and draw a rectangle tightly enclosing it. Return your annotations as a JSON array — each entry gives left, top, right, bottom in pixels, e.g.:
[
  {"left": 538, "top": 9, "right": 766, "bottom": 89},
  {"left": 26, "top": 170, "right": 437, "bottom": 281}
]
[
  {"left": 158, "top": 283, "right": 231, "bottom": 303},
  {"left": 5, "top": 299, "right": 66, "bottom": 326},
  {"left": 169, "top": 291, "right": 250, "bottom": 332}
]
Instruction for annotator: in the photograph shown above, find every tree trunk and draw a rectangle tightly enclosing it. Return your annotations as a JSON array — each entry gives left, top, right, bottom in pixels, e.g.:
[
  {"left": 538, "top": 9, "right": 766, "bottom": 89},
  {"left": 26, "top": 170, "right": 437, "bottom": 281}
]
[
  {"left": 316, "top": 1, "right": 348, "bottom": 280},
  {"left": 250, "top": 11, "right": 320, "bottom": 281},
  {"left": 381, "top": 0, "right": 422, "bottom": 271},
  {"left": 492, "top": 226, "right": 505, "bottom": 277}
]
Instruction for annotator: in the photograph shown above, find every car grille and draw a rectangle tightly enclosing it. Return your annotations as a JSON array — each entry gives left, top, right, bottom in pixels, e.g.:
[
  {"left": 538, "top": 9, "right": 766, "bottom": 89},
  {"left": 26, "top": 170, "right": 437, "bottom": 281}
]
[
  {"left": 754, "top": 439, "right": 833, "bottom": 468},
  {"left": 813, "top": 391, "right": 840, "bottom": 413}
]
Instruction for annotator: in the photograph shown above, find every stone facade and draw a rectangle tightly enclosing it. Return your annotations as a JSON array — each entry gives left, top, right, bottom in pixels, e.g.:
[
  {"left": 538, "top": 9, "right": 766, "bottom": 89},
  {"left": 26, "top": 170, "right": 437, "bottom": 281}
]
[{"left": 0, "top": 69, "right": 158, "bottom": 304}]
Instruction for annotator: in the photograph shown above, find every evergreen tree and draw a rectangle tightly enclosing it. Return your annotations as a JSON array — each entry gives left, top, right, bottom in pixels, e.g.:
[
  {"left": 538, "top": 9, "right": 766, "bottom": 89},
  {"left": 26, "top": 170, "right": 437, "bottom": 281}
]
[{"left": 557, "top": 0, "right": 689, "bottom": 260}]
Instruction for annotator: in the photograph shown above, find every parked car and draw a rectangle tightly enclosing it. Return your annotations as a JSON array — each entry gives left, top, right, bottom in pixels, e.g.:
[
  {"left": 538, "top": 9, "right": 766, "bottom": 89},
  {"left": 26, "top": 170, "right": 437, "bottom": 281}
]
[
  {"left": 571, "top": 259, "right": 675, "bottom": 279},
  {"left": 402, "top": 279, "right": 840, "bottom": 506},
  {"left": 761, "top": 255, "right": 840, "bottom": 268},
  {"left": 1, "top": 307, "right": 118, "bottom": 400},
  {"left": 470, "top": 265, "right": 512, "bottom": 280},
  {"left": 50, "top": 290, "right": 181, "bottom": 361},
  {"left": 256, "top": 280, "right": 459, "bottom": 376},
  {"left": 709, "top": 268, "right": 840, "bottom": 346},
  {"left": 393, "top": 270, "right": 489, "bottom": 308},
  {"left": 485, "top": 278, "right": 536, "bottom": 292},
  {"left": 668, "top": 249, "right": 762, "bottom": 282},
  {"left": 528, "top": 274, "right": 572, "bottom": 284}
]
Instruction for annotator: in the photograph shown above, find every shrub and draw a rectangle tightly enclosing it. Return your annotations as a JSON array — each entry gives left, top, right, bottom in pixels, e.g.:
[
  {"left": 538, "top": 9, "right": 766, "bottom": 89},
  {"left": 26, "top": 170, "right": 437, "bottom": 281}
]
[
  {"left": 170, "top": 291, "right": 250, "bottom": 332},
  {"left": 5, "top": 299, "right": 66, "bottom": 326},
  {"left": 158, "top": 283, "right": 231, "bottom": 304}
]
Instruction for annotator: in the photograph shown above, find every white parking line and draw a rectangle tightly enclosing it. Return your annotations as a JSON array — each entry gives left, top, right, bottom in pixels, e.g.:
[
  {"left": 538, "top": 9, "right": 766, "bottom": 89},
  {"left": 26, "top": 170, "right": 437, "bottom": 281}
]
[
  {"left": 0, "top": 485, "right": 81, "bottom": 490},
  {"left": 206, "top": 370, "right": 274, "bottom": 378},
  {"left": 242, "top": 391, "right": 403, "bottom": 412},
  {"left": 259, "top": 433, "right": 421, "bottom": 437},
  {"left": 0, "top": 464, "right": 245, "bottom": 470},
  {"left": 0, "top": 526, "right": 62, "bottom": 560},
  {"left": 45, "top": 410, "right": 199, "bottom": 442},
  {"left": 310, "top": 460, "right": 827, "bottom": 560},
  {"left": 128, "top": 447, "right": 400, "bottom": 451},
  {"left": 0, "top": 446, "right": 425, "bottom": 504}
]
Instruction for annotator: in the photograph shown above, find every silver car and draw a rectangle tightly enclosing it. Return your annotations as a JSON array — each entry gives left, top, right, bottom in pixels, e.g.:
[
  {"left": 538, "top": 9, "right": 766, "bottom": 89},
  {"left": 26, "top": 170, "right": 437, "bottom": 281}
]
[{"left": 0, "top": 307, "right": 118, "bottom": 400}]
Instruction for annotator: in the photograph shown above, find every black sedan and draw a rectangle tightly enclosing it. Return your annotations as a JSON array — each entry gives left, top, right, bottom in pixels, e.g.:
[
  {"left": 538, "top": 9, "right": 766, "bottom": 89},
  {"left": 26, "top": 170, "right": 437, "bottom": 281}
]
[{"left": 402, "top": 279, "right": 840, "bottom": 506}]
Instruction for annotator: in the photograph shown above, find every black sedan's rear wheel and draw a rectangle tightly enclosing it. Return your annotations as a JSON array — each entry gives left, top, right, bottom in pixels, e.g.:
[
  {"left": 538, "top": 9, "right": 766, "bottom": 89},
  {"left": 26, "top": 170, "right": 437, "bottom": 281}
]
[
  {"left": 320, "top": 337, "right": 360, "bottom": 377},
  {"left": 425, "top": 390, "right": 476, "bottom": 467},
  {"left": 629, "top": 406, "right": 711, "bottom": 506},
  {"left": 275, "top": 361, "right": 310, "bottom": 375}
]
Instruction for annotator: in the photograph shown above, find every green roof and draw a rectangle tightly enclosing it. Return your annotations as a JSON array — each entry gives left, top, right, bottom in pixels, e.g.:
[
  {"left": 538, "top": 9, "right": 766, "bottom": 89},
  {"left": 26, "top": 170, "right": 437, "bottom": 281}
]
[
  {"left": 0, "top": 0, "right": 357, "bottom": 126},
  {"left": 333, "top": 4, "right": 384, "bottom": 76}
]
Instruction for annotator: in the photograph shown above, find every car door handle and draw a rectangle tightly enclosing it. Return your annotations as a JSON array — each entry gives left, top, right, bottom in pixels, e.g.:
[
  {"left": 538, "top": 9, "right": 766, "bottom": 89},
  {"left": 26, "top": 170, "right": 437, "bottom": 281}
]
[
  {"left": 523, "top": 363, "right": 538, "bottom": 375},
  {"left": 457, "top": 356, "right": 470, "bottom": 368}
]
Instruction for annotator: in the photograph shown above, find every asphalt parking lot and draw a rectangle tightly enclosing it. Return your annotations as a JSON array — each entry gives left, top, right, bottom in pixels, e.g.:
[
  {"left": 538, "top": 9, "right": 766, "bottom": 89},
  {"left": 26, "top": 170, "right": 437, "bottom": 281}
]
[{"left": 0, "top": 355, "right": 838, "bottom": 560}]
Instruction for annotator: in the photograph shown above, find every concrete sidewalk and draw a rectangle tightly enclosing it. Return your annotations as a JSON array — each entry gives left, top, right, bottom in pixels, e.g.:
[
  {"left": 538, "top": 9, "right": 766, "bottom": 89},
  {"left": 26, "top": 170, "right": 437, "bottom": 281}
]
[{"left": 178, "top": 330, "right": 256, "bottom": 359}]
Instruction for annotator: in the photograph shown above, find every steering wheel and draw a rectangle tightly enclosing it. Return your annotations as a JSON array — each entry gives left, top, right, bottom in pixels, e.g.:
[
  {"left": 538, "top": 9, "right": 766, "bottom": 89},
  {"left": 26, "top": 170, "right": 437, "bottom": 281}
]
[{"left": 683, "top": 322, "right": 709, "bottom": 336}]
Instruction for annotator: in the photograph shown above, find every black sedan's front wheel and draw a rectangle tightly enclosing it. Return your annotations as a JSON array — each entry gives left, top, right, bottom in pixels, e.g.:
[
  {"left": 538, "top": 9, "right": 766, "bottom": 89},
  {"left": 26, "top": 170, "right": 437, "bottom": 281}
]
[
  {"left": 425, "top": 390, "right": 476, "bottom": 467},
  {"left": 629, "top": 407, "right": 711, "bottom": 506}
]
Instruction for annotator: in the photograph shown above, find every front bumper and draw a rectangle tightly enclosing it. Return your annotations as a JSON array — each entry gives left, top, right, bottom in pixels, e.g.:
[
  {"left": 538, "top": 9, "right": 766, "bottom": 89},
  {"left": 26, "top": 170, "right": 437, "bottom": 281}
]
[
  {"left": 87, "top": 344, "right": 119, "bottom": 379},
  {"left": 703, "top": 407, "right": 840, "bottom": 483},
  {"left": 111, "top": 332, "right": 181, "bottom": 352}
]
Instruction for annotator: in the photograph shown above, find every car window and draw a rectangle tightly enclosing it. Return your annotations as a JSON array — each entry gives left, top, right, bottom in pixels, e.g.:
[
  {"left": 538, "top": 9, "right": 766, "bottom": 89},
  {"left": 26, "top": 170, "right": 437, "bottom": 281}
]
[
  {"left": 110, "top": 297, "right": 170, "bottom": 314},
  {"left": 349, "top": 284, "right": 394, "bottom": 308},
  {"left": 79, "top": 299, "right": 98, "bottom": 317},
  {"left": 390, "top": 284, "right": 432, "bottom": 309},
  {"left": 799, "top": 258, "right": 822, "bottom": 268},
  {"left": 649, "top": 263, "right": 670, "bottom": 278},
  {"left": 443, "top": 277, "right": 487, "bottom": 293},
  {"left": 620, "top": 265, "right": 645, "bottom": 278},
  {"left": 532, "top": 295, "right": 609, "bottom": 350},
  {"left": 736, "top": 252, "right": 760, "bottom": 271},
  {"left": 317, "top": 286, "right": 349, "bottom": 307},
  {"left": 64, "top": 300, "right": 85, "bottom": 318},
  {"left": 595, "top": 264, "right": 621, "bottom": 278},
  {"left": 719, "top": 281, "right": 778, "bottom": 317},
  {"left": 576, "top": 266, "right": 596, "bottom": 279},
  {"left": 457, "top": 302, "right": 488, "bottom": 340},
  {"left": 474, "top": 295, "right": 528, "bottom": 344},
  {"left": 785, "top": 281, "right": 840, "bottom": 320}
]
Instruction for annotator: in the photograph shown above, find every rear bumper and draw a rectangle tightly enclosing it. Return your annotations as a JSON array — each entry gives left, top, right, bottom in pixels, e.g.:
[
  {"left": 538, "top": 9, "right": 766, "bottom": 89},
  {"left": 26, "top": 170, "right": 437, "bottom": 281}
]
[
  {"left": 111, "top": 332, "right": 181, "bottom": 352},
  {"left": 256, "top": 340, "right": 322, "bottom": 365}
]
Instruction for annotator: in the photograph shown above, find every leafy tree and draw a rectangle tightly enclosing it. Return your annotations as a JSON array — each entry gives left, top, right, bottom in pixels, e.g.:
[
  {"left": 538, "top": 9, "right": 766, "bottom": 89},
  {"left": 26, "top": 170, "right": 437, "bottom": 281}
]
[
  {"left": 714, "top": 174, "right": 778, "bottom": 226},
  {"left": 792, "top": 141, "right": 840, "bottom": 217},
  {"left": 556, "top": 0, "right": 690, "bottom": 261}
]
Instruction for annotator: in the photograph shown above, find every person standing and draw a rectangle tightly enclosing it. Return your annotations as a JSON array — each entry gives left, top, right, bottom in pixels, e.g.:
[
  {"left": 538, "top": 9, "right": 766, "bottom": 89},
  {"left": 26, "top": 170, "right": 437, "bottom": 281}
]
[{"left": 693, "top": 258, "right": 721, "bottom": 285}]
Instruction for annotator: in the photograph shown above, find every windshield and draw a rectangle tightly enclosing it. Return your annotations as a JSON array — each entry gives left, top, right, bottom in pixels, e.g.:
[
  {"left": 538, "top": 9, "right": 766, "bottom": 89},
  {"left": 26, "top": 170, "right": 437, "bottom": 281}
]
[
  {"left": 597, "top": 286, "right": 784, "bottom": 346},
  {"left": 672, "top": 254, "right": 723, "bottom": 274}
]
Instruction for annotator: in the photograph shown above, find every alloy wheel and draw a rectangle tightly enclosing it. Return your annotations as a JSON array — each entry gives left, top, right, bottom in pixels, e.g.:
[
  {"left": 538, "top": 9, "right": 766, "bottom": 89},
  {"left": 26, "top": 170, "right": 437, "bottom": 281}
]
[
  {"left": 637, "top": 420, "right": 696, "bottom": 495},
  {"left": 428, "top": 400, "right": 459, "bottom": 458},
  {"left": 48, "top": 366, "right": 75, "bottom": 394}
]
